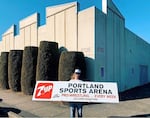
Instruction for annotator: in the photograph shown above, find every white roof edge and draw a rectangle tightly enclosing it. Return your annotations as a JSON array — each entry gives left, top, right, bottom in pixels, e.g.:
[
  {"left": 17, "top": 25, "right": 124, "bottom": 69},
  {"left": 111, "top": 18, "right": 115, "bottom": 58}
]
[
  {"left": 46, "top": 2, "right": 77, "bottom": 9},
  {"left": 2, "top": 25, "right": 15, "bottom": 36},
  {"left": 46, "top": 2, "right": 77, "bottom": 17}
]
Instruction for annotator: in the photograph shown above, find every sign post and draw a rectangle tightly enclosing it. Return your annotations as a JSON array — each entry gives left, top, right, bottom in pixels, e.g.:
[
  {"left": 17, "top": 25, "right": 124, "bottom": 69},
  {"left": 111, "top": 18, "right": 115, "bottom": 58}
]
[{"left": 32, "top": 81, "right": 119, "bottom": 103}]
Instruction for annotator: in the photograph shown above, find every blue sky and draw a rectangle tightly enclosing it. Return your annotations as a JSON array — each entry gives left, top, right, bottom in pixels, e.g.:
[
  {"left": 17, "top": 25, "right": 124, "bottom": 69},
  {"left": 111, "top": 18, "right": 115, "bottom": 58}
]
[{"left": 0, "top": 0, "right": 150, "bottom": 43}]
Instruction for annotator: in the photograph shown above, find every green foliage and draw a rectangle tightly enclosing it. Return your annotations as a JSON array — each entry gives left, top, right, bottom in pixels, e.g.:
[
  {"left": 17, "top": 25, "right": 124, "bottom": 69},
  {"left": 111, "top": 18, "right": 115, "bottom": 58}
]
[
  {"left": 58, "top": 51, "right": 86, "bottom": 81},
  {"left": 21, "top": 46, "right": 38, "bottom": 95},
  {"left": 0, "top": 52, "right": 9, "bottom": 89},
  {"left": 8, "top": 50, "right": 23, "bottom": 92},
  {"left": 0, "top": 41, "right": 87, "bottom": 93},
  {"left": 36, "top": 41, "right": 59, "bottom": 81}
]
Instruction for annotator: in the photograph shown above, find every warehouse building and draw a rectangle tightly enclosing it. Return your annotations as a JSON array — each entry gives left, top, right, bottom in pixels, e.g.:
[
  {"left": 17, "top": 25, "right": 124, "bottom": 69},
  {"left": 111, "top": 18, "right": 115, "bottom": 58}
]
[{"left": 0, "top": 0, "right": 150, "bottom": 92}]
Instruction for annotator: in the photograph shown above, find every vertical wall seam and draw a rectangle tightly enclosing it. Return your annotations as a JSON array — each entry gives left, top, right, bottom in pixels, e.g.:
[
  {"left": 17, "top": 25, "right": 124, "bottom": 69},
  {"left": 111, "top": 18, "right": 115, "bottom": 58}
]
[
  {"left": 30, "top": 25, "right": 31, "bottom": 46},
  {"left": 105, "top": 13, "right": 107, "bottom": 81},
  {"left": 119, "top": 18, "right": 121, "bottom": 85},
  {"left": 113, "top": 13, "right": 115, "bottom": 82},
  {"left": 13, "top": 33, "right": 15, "bottom": 50},
  {"left": 9, "top": 34, "right": 10, "bottom": 51},
  {"left": 76, "top": 10, "right": 78, "bottom": 51},
  {"left": 24, "top": 28, "right": 25, "bottom": 48},
  {"left": 5, "top": 37, "right": 6, "bottom": 51},
  {"left": 54, "top": 15, "right": 56, "bottom": 41},
  {"left": 64, "top": 11, "right": 66, "bottom": 47},
  {"left": 37, "top": 23, "right": 38, "bottom": 46}
]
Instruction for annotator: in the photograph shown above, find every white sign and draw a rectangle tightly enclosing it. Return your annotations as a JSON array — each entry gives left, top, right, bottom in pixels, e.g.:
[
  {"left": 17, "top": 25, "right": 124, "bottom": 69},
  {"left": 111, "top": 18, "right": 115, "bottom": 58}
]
[{"left": 32, "top": 81, "right": 119, "bottom": 103}]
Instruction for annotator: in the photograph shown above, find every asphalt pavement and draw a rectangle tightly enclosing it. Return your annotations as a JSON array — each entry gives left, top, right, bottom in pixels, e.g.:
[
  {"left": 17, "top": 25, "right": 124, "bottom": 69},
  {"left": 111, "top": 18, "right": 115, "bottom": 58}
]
[{"left": 0, "top": 83, "right": 150, "bottom": 117}]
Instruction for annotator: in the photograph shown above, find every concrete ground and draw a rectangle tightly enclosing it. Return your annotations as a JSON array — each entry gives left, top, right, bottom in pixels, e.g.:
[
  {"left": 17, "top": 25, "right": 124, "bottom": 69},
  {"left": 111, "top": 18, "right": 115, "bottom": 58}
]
[{"left": 0, "top": 83, "right": 150, "bottom": 117}]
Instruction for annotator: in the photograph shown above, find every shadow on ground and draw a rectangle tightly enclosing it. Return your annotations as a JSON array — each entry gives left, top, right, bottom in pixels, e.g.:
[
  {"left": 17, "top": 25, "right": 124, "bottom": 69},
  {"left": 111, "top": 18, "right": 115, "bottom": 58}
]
[
  {"left": 109, "top": 114, "right": 150, "bottom": 118},
  {"left": 131, "top": 114, "right": 150, "bottom": 117},
  {"left": 119, "top": 83, "right": 150, "bottom": 101},
  {"left": 0, "top": 107, "right": 21, "bottom": 117},
  {"left": 0, "top": 99, "right": 2, "bottom": 102}
]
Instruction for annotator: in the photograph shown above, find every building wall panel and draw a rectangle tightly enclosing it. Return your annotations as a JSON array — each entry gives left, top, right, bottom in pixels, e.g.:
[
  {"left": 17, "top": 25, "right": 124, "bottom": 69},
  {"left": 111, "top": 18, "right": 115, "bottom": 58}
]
[
  {"left": 46, "top": 16, "right": 55, "bottom": 42},
  {"left": 5, "top": 35, "right": 10, "bottom": 52},
  {"left": 55, "top": 12, "right": 65, "bottom": 48},
  {"left": 24, "top": 26, "right": 31, "bottom": 46},
  {"left": 20, "top": 13, "right": 38, "bottom": 47},
  {"left": 38, "top": 25, "right": 48, "bottom": 46},
  {"left": 95, "top": 9, "right": 106, "bottom": 81},
  {"left": 1, "top": 37, "right": 6, "bottom": 52},
  {"left": 113, "top": 15, "right": 121, "bottom": 85},
  {"left": 9, "top": 33, "right": 14, "bottom": 50},
  {"left": 78, "top": 7, "right": 95, "bottom": 58},
  {"left": 19, "top": 29, "right": 25, "bottom": 49},
  {"left": 2, "top": 25, "right": 15, "bottom": 52},
  {"left": 31, "top": 23, "right": 38, "bottom": 46},
  {"left": 119, "top": 18, "right": 126, "bottom": 91},
  {"left": 106, "top": 9, "right": 114, "bottom": 81},
  {"left": 0, "top": 42, "right": 3, "bottom": 54},
  {"left": 65, "top": 6, "right": 77, "bottom": 51},
  {"left": 20, "top": 13, "right": 38, "bottom": 28},
  {"left": 78, "top": 7, "right": 95, "bottom": 81},
  {"left": 14, "top": 35, "right": 24, "bottom": 50},
  {"left": 125, "top": 29, "right": 150, "bottom": 90},
  {"left": 46, "top": 2, "right": 77, "bottom": 50}
]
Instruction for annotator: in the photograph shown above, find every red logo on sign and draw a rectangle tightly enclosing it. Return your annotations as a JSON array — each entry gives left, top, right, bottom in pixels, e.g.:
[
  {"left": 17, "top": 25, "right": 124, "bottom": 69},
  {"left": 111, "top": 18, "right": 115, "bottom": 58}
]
[{"left": 35, "top": 82, "right": 53, "bottom": 99}]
